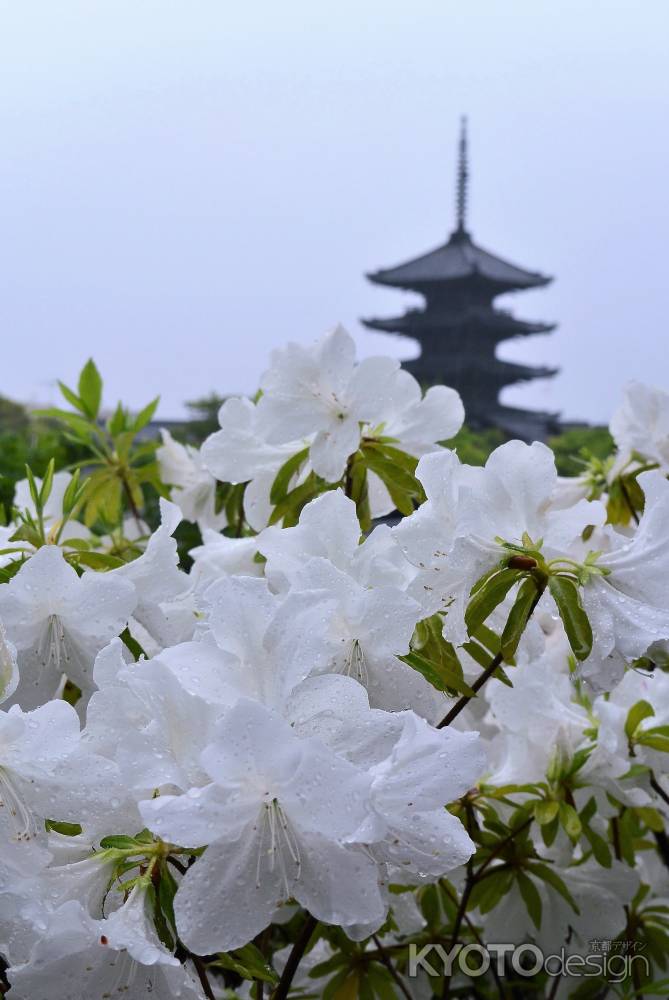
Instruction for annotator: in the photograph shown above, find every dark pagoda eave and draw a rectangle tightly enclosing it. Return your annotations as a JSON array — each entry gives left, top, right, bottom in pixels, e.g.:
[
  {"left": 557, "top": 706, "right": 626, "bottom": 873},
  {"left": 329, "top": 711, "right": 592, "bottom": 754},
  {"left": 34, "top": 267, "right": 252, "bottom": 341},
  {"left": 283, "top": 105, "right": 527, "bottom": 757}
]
[
  {"left": 361, "top": 313, "right": 556, "bottom": 337},
  {"left": 366, "top": 266, "right": 552, "bottom": 295},
  {"left": 366, "top": 229, "right": 552, "bottom": 293},
  {"left": 459, "top": 362, "right": 559, "bottom": 383}
]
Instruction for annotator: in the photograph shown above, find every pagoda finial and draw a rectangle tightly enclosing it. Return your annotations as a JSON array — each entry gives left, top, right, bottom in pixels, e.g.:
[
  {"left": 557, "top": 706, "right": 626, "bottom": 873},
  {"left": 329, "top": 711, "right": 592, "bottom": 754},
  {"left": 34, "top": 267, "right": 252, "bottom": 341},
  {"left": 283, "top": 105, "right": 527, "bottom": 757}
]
[{"left": 455, "top": 115, "right": 469, "bottom": 235}]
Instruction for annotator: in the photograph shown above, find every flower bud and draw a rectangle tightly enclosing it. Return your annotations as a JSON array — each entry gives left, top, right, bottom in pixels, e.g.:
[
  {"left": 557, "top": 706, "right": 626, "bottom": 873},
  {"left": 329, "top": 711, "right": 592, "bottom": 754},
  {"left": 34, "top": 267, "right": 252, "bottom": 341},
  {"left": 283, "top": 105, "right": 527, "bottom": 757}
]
[{"left": 507, "top": 554, "right": 537, "bottom": 570}]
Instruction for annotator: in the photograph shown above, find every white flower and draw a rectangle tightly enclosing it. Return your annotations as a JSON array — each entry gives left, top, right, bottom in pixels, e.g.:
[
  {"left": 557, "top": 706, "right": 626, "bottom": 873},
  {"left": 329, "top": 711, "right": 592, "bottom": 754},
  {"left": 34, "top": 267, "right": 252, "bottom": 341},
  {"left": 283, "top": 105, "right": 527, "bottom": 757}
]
[
  {"left": 482, "top": 649, "right": 591, "bottom": 785},
  {"left": 201, "top": 395, "right": 307, "bottom": 531},
  {"left": 592, "top": 667, "right": 669, "bottom": 786},
  {"left": 0, "top": 700, "right": 120, "bottom": 886},
  {"left": 258, "top": 488, "right": 415, "bottom": 594},
  {"left": 259, "top": 491, "right": 436, "bottom": 716},
  {"left": 189, "top": 529, "right": 264, "bottom": 594},
  {"left": 6, "top": 899, "right": 206, "bottom": 1000},
  {"left": 610, "top": 380, "right": 669, "bottom": 473},
  {"left": 85, "top": 638, "right": 220, "bottom": 799},
  {"left": 0, "top": 545, "right": 136, "bottom": 709},
  {"left": 394, "top": 441, "right": 606, "bottom": 642},
  {"left": 157, "top": 429, "right": 226, "bottom": 531},
  {"left": 361, "top": 712, "right": 484, "bottom": 875},
  {"left": 580, "top": 470, "right": 669, "bottom": 688},
  {"left": 256, "top": 325, "right": 463, "bottom": 483},
  {"left": 140, "top": 698, "right": 384, "bottom": 952},
  {"left": 112, "top": 499, "right": 195, "bottom": 653},
  {"left": 154, "top": 575, "right": 406, "bottom": 760}
]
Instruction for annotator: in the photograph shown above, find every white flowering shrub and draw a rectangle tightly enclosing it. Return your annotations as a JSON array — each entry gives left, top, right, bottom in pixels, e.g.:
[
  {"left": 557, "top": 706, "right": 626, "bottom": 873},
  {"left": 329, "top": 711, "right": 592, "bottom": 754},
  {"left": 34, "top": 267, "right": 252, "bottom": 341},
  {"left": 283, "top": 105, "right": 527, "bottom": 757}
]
[{"left": 0, "top": 327, "right": 668, "bottom": 999}]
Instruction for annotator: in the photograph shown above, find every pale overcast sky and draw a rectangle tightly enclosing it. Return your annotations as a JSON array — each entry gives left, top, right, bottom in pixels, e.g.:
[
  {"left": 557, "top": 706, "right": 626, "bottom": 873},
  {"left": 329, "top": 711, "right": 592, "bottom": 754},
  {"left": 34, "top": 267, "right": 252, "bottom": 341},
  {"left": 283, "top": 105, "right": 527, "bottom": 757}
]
[{"left": 1, "top": 1, "right": 668, "bottom": 423}]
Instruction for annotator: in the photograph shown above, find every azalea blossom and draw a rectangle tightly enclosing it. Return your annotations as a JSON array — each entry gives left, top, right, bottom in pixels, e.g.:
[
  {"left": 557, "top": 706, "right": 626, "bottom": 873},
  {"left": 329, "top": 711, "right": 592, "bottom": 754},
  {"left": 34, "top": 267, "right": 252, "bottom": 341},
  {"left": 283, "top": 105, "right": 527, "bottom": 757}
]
[
  {"left": 610, "top": 379, "right": 669, "bottom": 474},
  {"left": 157, "top": 429, "right": 227, "bottom": 531},
  {"left": 395, "top": 440, "right": 605, "bottom": 631},
  {"left": 140, "top": 698, "right": 385, "bottom": 951},
  {"left": 255, "top": 324, "right": 463, "bottom": 482},
  {"left": 6, "top": 899, "right": 206, "bottom": 1000},
  {"left": 0, "top": 700, "right": 120, "bottom": 887},
  {"left": 0, "top": 545, "right": 136, "bottom": 709},
  {"left": 201, "top": 395, "right": 308, "bottom": 530},
  {"left": 112, "top": 499, "right": 195, "bottom": 654}
]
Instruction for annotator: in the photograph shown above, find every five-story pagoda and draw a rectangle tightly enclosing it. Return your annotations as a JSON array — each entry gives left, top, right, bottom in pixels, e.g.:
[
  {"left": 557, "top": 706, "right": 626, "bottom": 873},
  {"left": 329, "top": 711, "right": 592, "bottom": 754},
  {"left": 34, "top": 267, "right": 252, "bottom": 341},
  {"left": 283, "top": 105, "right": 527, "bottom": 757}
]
[{"left": 363, "top": 118, "right": 558, "bottom": 440}]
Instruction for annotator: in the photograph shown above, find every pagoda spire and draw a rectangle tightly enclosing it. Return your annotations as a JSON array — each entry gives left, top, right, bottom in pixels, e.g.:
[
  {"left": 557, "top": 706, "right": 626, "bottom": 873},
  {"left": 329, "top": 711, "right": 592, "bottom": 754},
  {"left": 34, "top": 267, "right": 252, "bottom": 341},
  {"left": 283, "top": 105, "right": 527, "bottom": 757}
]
[{"left": 455, "top": 115, "right": 469, "bottom": 235}]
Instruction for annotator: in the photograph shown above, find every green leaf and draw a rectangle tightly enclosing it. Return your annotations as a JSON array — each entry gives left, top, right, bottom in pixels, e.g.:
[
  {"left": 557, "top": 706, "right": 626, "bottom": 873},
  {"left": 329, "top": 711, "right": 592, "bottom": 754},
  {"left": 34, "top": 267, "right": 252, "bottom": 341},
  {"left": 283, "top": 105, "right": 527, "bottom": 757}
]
[
  {"left": 57, "top": 380, "right": 86, "bottom": 414},
  {"left": 323, "top": 970, "right": 357, "bottom": 1000},
  {"left": 534, "top": 800, "right": 560, "bottom": 825},
  {"left": 364, "top": 441, "right": 419, "bottom": 475},
  {"left": 625, "top": 699, "right": 655, "bottom": 739},
  {"left": 361, "top": 445, "right": 419, "bottom": 515},
  {"left": 399, "top": 650, "right": 475, "bottom": 697},
  {"left": 501, "top": 577, "right": 540, "bottom": 661},
  {"left": 99, "top": 835, "right": 143, "bottom": 850},
  {"left": 617, "top": 809, "right": 638, "bottom": 866},
  {"left": 24, "top": 465, "right": 40, "bottom": 511},
  {"left": 643, "top": 725, "right": 669, "bottom": 737},
  {"left": 640, "top": 979, "right": 669, "bottom": 997},
  {"left": 39, "top": 459, "right": 55, "bottom": 508},
  {"left": 541, "top": 813, "right": 559, "bottom": 847},
  {"left": 214, "top": 943, "right": 278, "bottom": 985},
  {"left": 559, "top": 802, "right": 582, "bottom": 840},
  {"left": 361, "top": 443, "right": 420, "bottom": 495},
  {"left": 309, "top": 955, "right": 348, "bottom": 979},
  {"left": 516, "top": 871, "right": 542, "bottom": 929},
  {"left": 525, "top": 862, "right": 580, "bottom": 914},
  {"left": 582, "top": 823, "right": 612, "bottom": 868},
  {"left": 148, "top": 877, "right": 175, "bottom": 951},
  {"left": 62, "top": 468, "right": 83, "bottom": 516},
  {"left": 10, "top": 523, "right": 44, "bottom": 548},
  {"left": 120, "top": 627, "right": 147, "bottom": 662},
  {"left": 36, "top": 407, "right": 99, "bottom": 443},
  {"left": 0, "top": 560, "right": 25, "bottom": 583},
  {"left": 471, "top": 623, "right": 501, "bottom": 655},
  {"left": 269, "top": 474, "right": 332, "bottom": 527},
  {"left": 132, "top": 396, "right": 160, "bottom": 433},
  {"left": 548, "top": 575, "right": 593, "bottom": 661},
  {"left": 636, "top": 806, "right": 665, "bottom": 832},
  {"left": 465, "top": 567, "right": 521, "bottom": 635},
  {"left": 461, "top": 638, "right": 493, "bottom": 670},
  {"left": 270, "top": 447, "right": 310, "bottom": 505},
  {"left": 469, "top": 869, "right": 513, "bottom": 915},
  {"left": 45, "top": 820, "right": 83, "bottom": 836},
  {"left": 108, "top": 403, "right": 126, "bottom": 436},
  {"left": 74, "top": 551, "right": 126, "bottom": 570},
  {"left": 637, "top": 733, "right": 669, "bottom": 753},
  {"left": 77, "top": 359, "right": 103, "bottom": 419},
  {"left": 346, "top": 452, "right": 371, "bottom": 531}
]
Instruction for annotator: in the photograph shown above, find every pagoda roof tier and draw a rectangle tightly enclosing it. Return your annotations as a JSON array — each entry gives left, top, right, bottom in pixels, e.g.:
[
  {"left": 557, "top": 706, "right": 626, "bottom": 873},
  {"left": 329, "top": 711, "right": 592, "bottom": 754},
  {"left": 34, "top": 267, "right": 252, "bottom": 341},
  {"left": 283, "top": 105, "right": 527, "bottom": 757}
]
[
  {"left": 476, "top": 361, "right": 558, "bottom": 384},
  {"left": 367, "top": 228, "right": 551, "bottom": 293},
  {"left": 362, "top": 307, "right": 555, "bottom": 337},
  {"left": 404, "top": 356, "right": 558, "bottom": 386}
]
